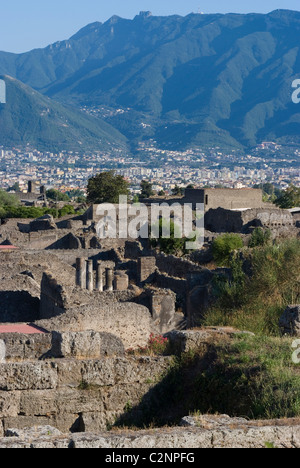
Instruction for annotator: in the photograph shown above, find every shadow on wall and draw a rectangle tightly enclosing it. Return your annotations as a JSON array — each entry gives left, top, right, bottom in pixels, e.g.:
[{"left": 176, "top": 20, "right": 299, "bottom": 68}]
[
  {"left": 114, "top": 349, "right": 214, "bottom": 428},
  {"left": 0, "top": 291, "right": 40, "bottom": 322}
]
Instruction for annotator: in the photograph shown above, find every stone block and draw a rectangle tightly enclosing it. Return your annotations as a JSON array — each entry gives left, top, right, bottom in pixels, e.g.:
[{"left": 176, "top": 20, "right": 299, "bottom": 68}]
[
  {"left": 51, "top": 331, "right": 101, "bottom": 359},
  {"left": 51, "top": 331, "right": 125, "bottom": 359},
  {"left": 279, "top": 305, "right": 300, "bottom": 336},
  {"left": 5, "top": 426, "right": 62, "bottom": 439},
  {"left": 0, "top": 362, "right": 58, "bottom": 391},
  {"left": 113, "top": 271, "right": 129, "bottom": 291}
]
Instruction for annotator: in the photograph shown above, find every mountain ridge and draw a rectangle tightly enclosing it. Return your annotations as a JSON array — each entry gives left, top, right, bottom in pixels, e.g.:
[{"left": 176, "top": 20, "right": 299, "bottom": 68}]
[
  {"left": 1, "top": 10, "right": 300, "bottom": 150},
  {"left": 0, "top": 75, "right": 127, "bottom": 151}
]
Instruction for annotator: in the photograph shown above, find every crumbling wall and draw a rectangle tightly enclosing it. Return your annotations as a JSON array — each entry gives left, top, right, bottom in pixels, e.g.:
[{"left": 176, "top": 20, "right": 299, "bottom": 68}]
[
  {"left": 155, "top": 253, "right": 203, "bottom": 279},
  {"left": 50, "top": 331, "right": 125, "bottom": 359},
  {"left": 0, "top": 273, "right": 40, "bottom": 323},
  {"left": 35, "top": 301, "right": 152, "bottom": 350},
  {"left": 155, "top": 273, "right": 187, "bottom": 298},
  {"left": 186, "top": 269, "right": 230, "bottom": 328},
  {"left": 138, "top": 257, "right": 156, "bottom": 283},
  {"left": 148, "top": 289, "right": 185, "bottom": 333},
  {"left": 40, "top": 273, "right": 68, "bottom": 320},
  {"left": 1, "top": 420, "right": 300, "bottom": 448},
  {"left": 205, "top": 207, "right": 296, "bottom": 234},
  {"left": 0, "top": 291, "right": 40, "bottom": 323},
  {"left": 46, "top": 233, "right": 82, "bottom": 250}
]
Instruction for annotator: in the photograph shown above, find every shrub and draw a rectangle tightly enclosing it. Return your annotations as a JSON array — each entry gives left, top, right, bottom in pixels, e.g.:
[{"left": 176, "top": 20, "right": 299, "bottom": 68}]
[
  {"left": 249, "top": 228, "right": 271, "bottom": 248},
  {"left": 127, "top": 334, "right": 169, "bottom": 356},
  {"left": 204, "top": 239, "right": 300, "bottom": 335},
  {"left": 150, "top": 219, "right": 195, "bottom": 255},
  {"left": 212, "top": 233, "right": 243, "bottom": 266}
]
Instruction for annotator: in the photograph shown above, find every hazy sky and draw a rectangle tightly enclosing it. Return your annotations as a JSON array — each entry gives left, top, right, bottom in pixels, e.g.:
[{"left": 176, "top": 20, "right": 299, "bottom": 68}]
[{"left": 1, "top": 0, "right": 300, "bottom": 53}]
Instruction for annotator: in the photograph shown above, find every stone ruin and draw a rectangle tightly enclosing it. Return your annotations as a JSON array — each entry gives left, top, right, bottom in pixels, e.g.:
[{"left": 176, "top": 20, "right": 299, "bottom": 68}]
[
  {"left": 75, "top": 258, "right": 129, "bottom": 292},
  {"left": 0, "top": 196, "right": 299, "bottom": 442}
]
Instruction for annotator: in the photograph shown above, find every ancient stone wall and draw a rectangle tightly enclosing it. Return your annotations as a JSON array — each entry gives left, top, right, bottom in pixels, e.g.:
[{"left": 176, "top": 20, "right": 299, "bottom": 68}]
[
  {"left": 205, "top": 207, "right": 295, "bottom": 234},
  {"left": 201, "top": 188, "right": 263, "bottom": 211},
  {"left": 0, "top": 356, "right": 173, "bottom": 435},
  {"left": 40, "top": 273, "right": 68, "bottom": 320},
  {"left": 138, "top": 257, "right": 156, "bottom": 283},
  {"left": 155, "top": 252, "right": 202, "bottom": 279},
  {"left": 35, "top": 301, "right": 152, "bottom": 350},
  {"left": 155, "top": 273, "right": 187, "bottom": 296},
  {"left": 0, "top": 333, "right": 51, "bottom": 362},
  {"left": 1, "top": 421, "right": 300, "bottom": 448}
]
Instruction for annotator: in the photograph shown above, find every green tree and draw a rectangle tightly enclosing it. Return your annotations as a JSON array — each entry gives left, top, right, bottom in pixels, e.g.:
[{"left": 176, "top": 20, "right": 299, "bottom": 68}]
[
  {"left": 0, "top": 190, "right": 20, "bottom": 218},
  {"left": 158, "top": 190, "right": 166, "bottom": 197},
  {"left": 132, "top": 194, "right": 140, "bottom": 204},
  {"left": 87, "top": 171, "right": 130, "bottom": 204},
  {"left": 66, "top": 189, "right": 86, "bottom": 202},
  {"left": 212, "top": 233, "right": 244, "bottom": 266},
  {"left": 140, "top": 180, "right": 154, "bottom": 199},
  {"left": 7, "top": 182, "right": 20, "bottom": 192},
  {"left": 46, "top": 189, "right": 70, "bottom": 202},
  {"left": 0, "top": 190, "right": 19, "bottom": 207},
  {"left": 172, "top": 185, "right": 184, "bottom": 196},
  {"left": 275, "top": 185, "right": 300, "bottom": 209}
]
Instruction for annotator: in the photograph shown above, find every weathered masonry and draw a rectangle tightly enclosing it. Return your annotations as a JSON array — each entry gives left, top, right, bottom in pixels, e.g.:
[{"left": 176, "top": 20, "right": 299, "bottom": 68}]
[{"left": 184, "top": 188, "right": 263, "bottom": 211}]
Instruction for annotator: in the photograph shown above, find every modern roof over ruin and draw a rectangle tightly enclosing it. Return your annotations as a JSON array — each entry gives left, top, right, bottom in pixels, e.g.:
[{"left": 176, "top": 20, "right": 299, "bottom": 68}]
[
  {"left": 0, "top": 324, "right": 47, "bottom": 334},
  {"left": 0, "top": 245, "right": 19, "bottom": 251}
]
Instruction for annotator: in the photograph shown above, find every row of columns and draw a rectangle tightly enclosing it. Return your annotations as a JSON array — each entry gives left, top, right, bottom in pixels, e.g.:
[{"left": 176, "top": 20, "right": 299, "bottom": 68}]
[
  {"left": 76, "top": 258, "right": 129, "bottom": 292},
  {"left": 76, "top": 258, "right": 113, "bottom": 292}
]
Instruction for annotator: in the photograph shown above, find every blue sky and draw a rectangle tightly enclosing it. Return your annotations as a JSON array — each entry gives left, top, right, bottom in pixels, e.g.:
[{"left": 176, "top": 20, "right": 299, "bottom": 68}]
[{"left": 1, "top": 0, "right": 300, "bottom": 53}]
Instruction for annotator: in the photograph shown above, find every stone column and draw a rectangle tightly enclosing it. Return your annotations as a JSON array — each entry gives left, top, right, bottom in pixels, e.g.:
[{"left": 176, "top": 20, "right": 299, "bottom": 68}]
[
  {"left": 106, "top": 268, "right": 114, "bottom": 292},
  {"left": 96, "top": 262, "right": 103, "bottom": 292},
  {"left": 76, "top": 258, "right": 85, "bottom": 289},
  {"left": 86, "top": 260, "right": 94, "bottom": 292}
]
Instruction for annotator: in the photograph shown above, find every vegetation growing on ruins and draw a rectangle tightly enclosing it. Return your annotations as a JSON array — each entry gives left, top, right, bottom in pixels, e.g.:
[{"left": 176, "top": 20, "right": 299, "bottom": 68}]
[
  {"left": 204, "top": 239, "right": 300, "bottom": 335},
  {"left": 150, "top": 219, "right": 194, "bottom": 256},
  {"left": 192, "top": 334, "right": 300, "bottom": 420},
  {"left": 115, "top": 334, "right": 300, "bottom": 428},
  {"left": 127, "top": 334, "right": 170, "bottom": 357},
  {"left": 0, "top": 204, "right": 77, "bottom": 219},
  {"left": 212, "top": 233, "right": 244, "bottom": 267},
  {"left": 248, "top": 227, "right": 272, "bottom": 248},
  {"left": 46, "top": 189, "right": 70, "bottom": 202},
  {"left": 0, "top": 188, "right": 81, "bottom": 219}
]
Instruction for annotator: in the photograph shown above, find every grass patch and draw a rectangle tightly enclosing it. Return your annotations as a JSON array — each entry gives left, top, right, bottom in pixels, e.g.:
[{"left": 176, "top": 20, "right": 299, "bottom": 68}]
[
  {"left": 195, "top": 334, "right": 300, "bottom": 420},
  {"left": 115, "top": 334, "right": 300, "bottom": 428},
  {"left": 203, "top": 239, "right": 300, "bottom": 335}
]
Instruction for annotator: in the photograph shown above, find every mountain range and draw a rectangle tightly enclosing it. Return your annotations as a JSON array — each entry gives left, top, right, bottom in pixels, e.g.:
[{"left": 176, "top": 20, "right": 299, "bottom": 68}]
[
  {"left": 1, "top": 9, "right": 300, "bottom": 151},
  {"left": 0, "top": 76, "right": 126, "bottom": 151}
]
